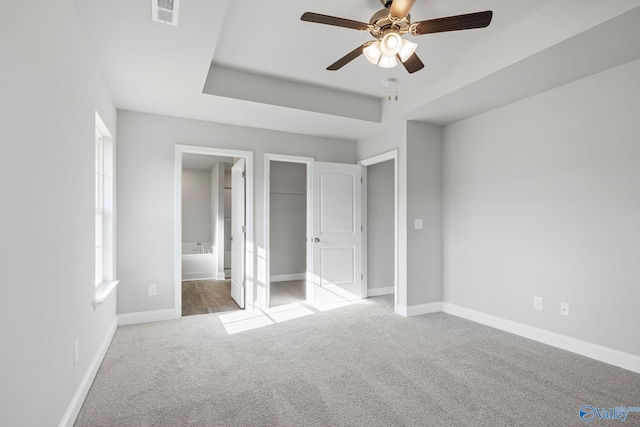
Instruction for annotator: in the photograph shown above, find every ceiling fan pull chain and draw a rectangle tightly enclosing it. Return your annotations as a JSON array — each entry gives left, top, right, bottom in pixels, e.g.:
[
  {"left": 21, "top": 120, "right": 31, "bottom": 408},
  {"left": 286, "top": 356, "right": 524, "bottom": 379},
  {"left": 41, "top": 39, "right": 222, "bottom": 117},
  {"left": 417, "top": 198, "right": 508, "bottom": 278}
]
[
  {"left": 382, "top": 75, "right": 398, "bottom": 102},
  {"left": 394, "top": 67, "right": 399, "bottom": 101}
]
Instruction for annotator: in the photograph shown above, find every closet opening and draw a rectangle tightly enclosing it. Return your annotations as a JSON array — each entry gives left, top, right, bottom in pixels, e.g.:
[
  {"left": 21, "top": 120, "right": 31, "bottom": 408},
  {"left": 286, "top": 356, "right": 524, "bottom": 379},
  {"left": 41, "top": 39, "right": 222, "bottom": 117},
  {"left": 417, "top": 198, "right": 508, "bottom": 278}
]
[{"left": 265, "top": 155, "right": 312, "bottom": 309}]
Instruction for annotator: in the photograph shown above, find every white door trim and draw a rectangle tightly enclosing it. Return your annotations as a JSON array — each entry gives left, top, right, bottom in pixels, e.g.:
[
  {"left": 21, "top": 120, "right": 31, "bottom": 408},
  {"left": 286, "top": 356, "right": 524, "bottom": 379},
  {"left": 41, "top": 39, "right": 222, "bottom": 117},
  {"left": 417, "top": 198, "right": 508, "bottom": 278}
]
[
  {"left": 175, "top": 145, "right": 254, "bottom": 316},
  {"left": 264, "top": 153, "right": 313, "bottom": 309},
  {"left": 359, "top": 150, "right": 400, "bottom": 315}
]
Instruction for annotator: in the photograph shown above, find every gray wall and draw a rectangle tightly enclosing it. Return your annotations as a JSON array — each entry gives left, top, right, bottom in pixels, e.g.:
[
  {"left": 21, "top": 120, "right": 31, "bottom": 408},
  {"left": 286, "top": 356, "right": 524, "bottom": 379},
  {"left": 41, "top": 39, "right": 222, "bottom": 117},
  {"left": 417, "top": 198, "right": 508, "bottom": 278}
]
[
  {"left": 407, "top": 122, "right": 443, "bottom": 305},
  {"left": 0, "top": 1, "right": 118, "bottom": 425},
  {"left": 117, "top": 110, "right": 356, "bottom": 314},
  {"left": 357, "top": 121, "right": 443, "bottom": 310},
  {"left": 366, "top": 160, "right": 394, "bottom": 290},
  {"left": 182, "top": 168, "right": 212, "bottom": 244},
  {"left": 270, "top": 161, "right": 307, "bottom": 277},
  {"left": 443, "top": 58, "right": 640, "bottom": 356}
]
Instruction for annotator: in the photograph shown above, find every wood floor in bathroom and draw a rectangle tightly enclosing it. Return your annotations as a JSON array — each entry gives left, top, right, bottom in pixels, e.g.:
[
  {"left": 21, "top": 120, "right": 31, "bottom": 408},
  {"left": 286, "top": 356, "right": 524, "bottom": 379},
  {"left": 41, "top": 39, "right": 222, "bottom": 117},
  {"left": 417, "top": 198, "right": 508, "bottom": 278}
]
[{"left": 181, "top": 279, "right": 306, "bottom": 316}]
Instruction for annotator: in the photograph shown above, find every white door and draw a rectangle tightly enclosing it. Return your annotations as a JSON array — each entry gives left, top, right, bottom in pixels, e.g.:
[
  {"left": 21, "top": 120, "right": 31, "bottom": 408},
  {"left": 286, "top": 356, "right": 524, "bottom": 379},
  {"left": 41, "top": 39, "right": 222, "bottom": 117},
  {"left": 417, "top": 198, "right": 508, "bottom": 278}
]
[
  {"left": 231, "top": 158, "right": 246, "bottom": 308},
  {"left": 311, "top": 161, "right": 363, "bottom": 304}
]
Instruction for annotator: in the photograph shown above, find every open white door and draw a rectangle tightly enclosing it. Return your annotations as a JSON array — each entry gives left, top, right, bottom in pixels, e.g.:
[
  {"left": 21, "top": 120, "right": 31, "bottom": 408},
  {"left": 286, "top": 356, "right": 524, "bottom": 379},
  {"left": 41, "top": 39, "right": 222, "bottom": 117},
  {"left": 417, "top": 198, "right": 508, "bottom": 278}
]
[
  {"left": 231, "top": 158, "right": 245, "bottom": 308},
  {"left": 311, "top": 161, "right": 363, "bottom": 304}
]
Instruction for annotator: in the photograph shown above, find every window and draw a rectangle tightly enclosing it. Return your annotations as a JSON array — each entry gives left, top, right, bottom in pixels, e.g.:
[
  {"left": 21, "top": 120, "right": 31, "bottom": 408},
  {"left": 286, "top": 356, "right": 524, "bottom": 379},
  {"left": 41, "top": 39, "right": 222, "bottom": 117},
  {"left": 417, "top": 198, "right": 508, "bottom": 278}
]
[
  {"left": 95, "top": 129, "right": 104, "bottom": 287},
  {"left": 94, "top": 112, "right": 118, "bottom": 305}
]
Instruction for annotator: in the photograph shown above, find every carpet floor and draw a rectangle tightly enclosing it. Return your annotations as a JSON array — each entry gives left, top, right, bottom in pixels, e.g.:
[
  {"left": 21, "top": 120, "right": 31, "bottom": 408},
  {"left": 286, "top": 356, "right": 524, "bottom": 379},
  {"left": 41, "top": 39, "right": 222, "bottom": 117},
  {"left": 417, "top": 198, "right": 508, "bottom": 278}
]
[{"left": 75, "top": 296, "right": 640, "bottom": 426}]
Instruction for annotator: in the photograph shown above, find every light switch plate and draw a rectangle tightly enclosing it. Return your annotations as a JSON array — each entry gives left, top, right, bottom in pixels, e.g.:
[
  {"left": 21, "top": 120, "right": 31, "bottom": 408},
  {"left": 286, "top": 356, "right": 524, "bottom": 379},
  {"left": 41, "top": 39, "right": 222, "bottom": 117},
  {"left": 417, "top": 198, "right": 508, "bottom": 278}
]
[
  {"left": 533, "top": 296, "right": 544, "bottom": 311},
  {"left": 414, "top": 219, "right": 423, "bottom": 230}
]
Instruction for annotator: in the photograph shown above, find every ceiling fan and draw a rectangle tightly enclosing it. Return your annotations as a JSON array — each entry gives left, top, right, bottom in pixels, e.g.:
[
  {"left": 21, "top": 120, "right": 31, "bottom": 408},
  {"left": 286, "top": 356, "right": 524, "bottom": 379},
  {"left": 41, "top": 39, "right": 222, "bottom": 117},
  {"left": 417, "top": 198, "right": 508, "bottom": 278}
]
[{"left": 301, "top": 0, "right": 493, "bottom": 73}]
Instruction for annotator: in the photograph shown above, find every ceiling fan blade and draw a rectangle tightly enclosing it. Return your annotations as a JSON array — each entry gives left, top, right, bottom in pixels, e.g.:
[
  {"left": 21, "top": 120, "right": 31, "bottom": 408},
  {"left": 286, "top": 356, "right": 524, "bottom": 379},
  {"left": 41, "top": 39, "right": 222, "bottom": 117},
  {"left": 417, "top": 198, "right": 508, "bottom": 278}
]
[
  {"left": 411, "top": 11, "right": 493, "bottom": 35},
  {"left": 301, "top": 12, "right": 370, "bottom": 31},
  {"left": 389, "top": 0, "right": 416, "bottom": 19},
  {"left": 327, "top": 43, "right": 372, "bottom": 71},
  {"left": 398, "top": 52, "right": 424, "bottom": 74}
]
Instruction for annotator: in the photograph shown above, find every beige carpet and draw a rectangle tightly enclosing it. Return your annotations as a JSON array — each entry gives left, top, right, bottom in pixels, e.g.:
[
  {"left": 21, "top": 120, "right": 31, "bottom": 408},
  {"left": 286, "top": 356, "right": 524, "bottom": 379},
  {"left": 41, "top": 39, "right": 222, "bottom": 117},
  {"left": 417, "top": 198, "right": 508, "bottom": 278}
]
[{"left": 76, "top": 296, "right": 640, "bottom": 426}]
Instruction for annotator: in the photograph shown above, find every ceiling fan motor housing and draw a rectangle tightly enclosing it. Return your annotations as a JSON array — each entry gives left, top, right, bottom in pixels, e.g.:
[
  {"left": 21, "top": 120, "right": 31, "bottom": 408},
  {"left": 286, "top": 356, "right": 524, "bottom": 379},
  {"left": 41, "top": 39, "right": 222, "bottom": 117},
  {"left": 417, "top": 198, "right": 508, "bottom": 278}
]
[{"left": 369, "top": 8, "right": 411, "bottom": 39}]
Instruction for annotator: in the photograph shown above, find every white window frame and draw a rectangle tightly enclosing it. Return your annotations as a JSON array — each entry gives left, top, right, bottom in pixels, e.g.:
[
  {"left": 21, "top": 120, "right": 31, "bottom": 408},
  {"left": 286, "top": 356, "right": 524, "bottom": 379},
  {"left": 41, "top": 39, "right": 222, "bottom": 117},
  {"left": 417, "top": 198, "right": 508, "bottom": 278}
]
[
  {"left": 95, "top": 130, "right": 104, "bottom": 287},
  {"left": 94, "top": 112, "right": 118, "bottom": 306}
]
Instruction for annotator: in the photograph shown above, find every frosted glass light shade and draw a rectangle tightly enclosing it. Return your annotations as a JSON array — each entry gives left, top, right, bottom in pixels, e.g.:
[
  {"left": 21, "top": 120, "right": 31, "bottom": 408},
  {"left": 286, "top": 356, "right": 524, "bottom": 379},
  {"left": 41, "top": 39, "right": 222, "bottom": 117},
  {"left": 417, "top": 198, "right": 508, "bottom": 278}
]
[
  {"left": 398, "top": 39, "right": 417, "bottom": 62},
  {"left": 363, "top": 41, "right": 382, "bottom": 65},
  {"left": 378, "top": 54, "right": 397, "bottom": 68},
  {"left": 380, "top": 32, "right": 402, "bottom": 56}
]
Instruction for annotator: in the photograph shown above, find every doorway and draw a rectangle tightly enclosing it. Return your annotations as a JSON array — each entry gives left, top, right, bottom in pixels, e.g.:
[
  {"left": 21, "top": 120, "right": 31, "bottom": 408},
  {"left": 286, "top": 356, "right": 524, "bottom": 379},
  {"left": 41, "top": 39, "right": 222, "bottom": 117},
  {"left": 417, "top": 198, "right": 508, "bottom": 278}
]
[
  {"left": 360, "top": 150, "right": 399, "bottom": 312},
  {"left": 268, "top": 161, "right": 308, "bottom": 307},
  {"left": 180, "top": 154, "right": 238, "bottom": 315},
  {"left": 265, "top": 155, "right": 313, "bottom": 308},
  {"left": 265, "top": 155, "right": 364, "bottom": 309},
  {"left": 175, "top": 145, "right": 253, "bottom": 317}
]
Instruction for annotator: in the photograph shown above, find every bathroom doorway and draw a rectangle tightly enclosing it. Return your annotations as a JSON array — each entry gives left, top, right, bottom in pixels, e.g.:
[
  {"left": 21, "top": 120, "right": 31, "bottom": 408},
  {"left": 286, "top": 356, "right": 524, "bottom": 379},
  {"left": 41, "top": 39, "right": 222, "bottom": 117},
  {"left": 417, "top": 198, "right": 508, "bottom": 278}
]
[
  {"left": 181, "top": 154, "right": 237, "bottom": 315},
  {"left": 175, "top": 146, "right": 253, "bottom": 316}
]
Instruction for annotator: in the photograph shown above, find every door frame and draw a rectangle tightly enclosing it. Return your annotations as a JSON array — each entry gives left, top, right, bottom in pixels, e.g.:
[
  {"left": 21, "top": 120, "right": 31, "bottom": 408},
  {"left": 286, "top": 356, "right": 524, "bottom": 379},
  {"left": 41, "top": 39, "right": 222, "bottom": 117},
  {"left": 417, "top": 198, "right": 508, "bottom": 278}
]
[
  {"left": 264, "top": 153, "right": 313, "bottom": 309},
  {"left": 359, "top": 150, "right": 400, "bottom": 313},
  {"left": 175, "top": 145, "right": 254, "bottom": 316}
]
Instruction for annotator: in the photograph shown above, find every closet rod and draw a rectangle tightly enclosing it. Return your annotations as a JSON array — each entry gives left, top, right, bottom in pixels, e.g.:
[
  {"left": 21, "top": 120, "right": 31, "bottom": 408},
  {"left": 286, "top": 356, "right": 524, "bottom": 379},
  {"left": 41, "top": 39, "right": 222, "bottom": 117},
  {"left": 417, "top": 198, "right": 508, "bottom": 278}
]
[{"left": 270, "top": 192, "right": 305, "bottom": 196}]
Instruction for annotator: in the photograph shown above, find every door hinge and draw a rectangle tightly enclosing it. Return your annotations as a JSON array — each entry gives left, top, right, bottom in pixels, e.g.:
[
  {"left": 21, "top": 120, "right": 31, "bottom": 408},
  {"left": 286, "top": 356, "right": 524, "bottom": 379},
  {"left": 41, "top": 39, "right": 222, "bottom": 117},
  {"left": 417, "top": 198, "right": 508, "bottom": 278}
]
[
  {"left": 361, "top": 177, "right": 363, "bottom": 183},
  {"left": 361, "top": 274, "right": 364, "bottom": 280},
  {"left": 242, "top": 280, "right": 246, "bottom": 288},
  {"left": 242, "top": 171, "right": 246, "bottom": 178},
  {"left": 242, "top": 225, "right": 246, "bottom": 233}
]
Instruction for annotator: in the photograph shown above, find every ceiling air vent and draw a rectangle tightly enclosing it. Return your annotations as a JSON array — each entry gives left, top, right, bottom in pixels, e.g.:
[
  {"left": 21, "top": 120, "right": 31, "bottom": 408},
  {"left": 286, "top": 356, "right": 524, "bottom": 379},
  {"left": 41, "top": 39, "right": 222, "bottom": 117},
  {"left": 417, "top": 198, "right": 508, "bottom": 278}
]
[{"left": 152, "top": 0, "right": 180, "bottom": 26}]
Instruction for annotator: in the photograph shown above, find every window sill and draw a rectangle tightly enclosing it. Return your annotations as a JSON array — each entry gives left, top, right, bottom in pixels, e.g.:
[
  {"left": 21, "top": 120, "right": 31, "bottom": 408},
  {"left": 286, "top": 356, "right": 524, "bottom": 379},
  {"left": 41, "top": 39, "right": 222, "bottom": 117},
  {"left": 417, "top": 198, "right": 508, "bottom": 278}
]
[{"left": 93, "top": 280, "right": 119, "bottom": 307}]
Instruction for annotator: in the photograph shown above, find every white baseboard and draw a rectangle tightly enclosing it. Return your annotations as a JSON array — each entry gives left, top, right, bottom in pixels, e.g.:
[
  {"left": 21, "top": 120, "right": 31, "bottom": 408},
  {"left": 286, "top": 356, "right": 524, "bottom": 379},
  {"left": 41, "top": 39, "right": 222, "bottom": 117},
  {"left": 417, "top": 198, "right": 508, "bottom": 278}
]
[
  {"left": 271, "top": 274, "right": 306, "bottom": 282},
  {"left": 396, "top": 302, "right": 443, "bottom": 318},
  {"left": 367, "top": 287, "right": 394, "bottom": 297},
  {"left": 442, "top": 303, "right": 640, "bottom": 374},
  {"left": 59, "top": 318, "right": 117, "bottom": 427},
  {"left": 216, "top": 272, "right": 226, "bottom": 280},
  {"left": 118, "top": 308, "right": 177, "bottom": 326},
  {"left": 408, "top": 302, "right": 443, "bottom": 317}
]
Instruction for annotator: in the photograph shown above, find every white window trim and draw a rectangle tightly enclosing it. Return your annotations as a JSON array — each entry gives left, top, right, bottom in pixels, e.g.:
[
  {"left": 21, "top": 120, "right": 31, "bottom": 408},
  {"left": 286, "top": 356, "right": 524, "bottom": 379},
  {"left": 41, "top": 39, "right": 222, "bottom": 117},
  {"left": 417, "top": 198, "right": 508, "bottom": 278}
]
[{"left": 94, "top": 111, "right": 118, "bottom": 306}]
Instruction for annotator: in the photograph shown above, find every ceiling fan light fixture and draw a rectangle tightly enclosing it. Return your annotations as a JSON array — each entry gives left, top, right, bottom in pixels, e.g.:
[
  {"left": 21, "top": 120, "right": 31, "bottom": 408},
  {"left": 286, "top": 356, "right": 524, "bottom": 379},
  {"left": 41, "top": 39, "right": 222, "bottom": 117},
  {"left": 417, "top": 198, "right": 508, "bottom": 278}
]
[
  {"left": 380, "top": 32, "right": 402, "bottom": 56},
  {"left": 378, "top": 54, "right": 397, "bottom": 68},
  {"left": 363, "top": 41, "right": 383, "bottom": 65},
  {"left": 398, "top": 39, "right": 417, "bottom": 62}
]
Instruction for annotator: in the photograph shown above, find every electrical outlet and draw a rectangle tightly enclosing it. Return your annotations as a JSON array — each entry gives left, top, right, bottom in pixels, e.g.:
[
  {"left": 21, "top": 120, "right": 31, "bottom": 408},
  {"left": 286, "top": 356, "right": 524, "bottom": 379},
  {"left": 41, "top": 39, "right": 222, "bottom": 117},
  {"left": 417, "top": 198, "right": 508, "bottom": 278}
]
[
  {"left": 560, "top": 302, "right": 570, "bottom": 316},
  {"left": 148, "top": 284, "right": 157, "bottom": 296},
  {"left": 414, "top": 219, "right": 423, "bottom": 230},
  {"left": 73, "top": 341, "right": 79, "bottom": 366},
  {"left": 533, "top": 296, "right": 544, "bottom": 311}
]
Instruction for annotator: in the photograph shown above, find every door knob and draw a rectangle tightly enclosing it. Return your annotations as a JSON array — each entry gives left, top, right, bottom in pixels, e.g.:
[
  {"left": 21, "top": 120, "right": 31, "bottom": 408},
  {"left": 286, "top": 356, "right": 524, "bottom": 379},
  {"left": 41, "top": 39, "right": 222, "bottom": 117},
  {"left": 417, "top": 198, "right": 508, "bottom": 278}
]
[{"left": 314, "top": 237, "right": 320, "bottom": 243}]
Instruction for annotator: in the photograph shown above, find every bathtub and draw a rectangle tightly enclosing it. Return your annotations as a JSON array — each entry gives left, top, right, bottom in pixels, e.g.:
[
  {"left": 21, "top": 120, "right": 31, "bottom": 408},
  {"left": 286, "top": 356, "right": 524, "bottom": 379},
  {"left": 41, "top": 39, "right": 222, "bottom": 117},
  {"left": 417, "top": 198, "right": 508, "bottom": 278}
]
[{"left": 182, "top": 243, "right": 215, "bottom": 281}]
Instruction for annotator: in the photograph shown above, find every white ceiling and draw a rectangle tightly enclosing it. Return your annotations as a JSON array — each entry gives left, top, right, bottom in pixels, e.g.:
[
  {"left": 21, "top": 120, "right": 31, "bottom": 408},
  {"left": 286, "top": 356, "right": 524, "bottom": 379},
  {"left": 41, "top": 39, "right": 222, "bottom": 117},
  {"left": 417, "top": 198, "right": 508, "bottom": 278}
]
[
  {"left": 213, "top": 0, "right": 553, "bottom": 98},
  {"left": 74, "top": 0, "right": 640, "bottom": 141}
]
